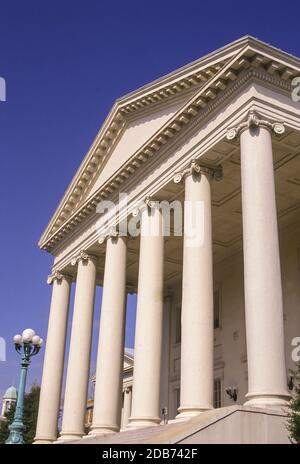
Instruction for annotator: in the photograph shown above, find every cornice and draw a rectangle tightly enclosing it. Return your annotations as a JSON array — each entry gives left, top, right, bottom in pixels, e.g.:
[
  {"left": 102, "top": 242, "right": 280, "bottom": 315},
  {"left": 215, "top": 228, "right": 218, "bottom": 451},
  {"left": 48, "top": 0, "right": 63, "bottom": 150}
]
[
  {"left": 48, "top": 101, "right": 295, "bottom": 273},
  {"left": 39, "top": 62, "right": 225, "bottom": 246},
  {"left": 117, "top": 36, "right": 300, "bottom": 105},
  {"left": 40, "top": 43, "right": 300, "bottom": 253}
]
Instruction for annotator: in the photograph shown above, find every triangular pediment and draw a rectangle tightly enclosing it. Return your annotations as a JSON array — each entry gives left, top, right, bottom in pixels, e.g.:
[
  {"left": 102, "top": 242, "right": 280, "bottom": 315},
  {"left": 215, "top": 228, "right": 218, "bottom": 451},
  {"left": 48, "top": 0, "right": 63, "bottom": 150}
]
[
  {"left": 124, "top": 358, "right": 133, "bottom": 369},
  {"left": 39, "top": 36, "right": 300, "bottom": 252},
  {"left": 81, "top": 95, "right": 193, "bottom": 206},
  {"left": 124, "top": 348, "right": 134, "bottom": 369}
]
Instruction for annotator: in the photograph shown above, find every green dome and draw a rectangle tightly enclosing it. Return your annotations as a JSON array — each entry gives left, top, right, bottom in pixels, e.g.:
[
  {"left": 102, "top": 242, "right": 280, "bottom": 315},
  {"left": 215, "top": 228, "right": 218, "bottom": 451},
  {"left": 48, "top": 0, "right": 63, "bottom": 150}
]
[{"left": 3, "top": 386, "right": 17, "bottom": 400}]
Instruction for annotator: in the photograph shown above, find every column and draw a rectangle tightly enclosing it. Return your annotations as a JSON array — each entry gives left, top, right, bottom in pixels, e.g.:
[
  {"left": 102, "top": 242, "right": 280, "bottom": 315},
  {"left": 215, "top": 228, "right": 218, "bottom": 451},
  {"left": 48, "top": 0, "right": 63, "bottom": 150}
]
[
  {"left": 174, "top": 160, "right": 222, "bottom": 419},
  {"left": 34, "top": 272, "right": 71, "bottom": 444},
  {"left": 159, "top": 292, "right": 172, "bottom": 421},
  {"left": 59, "top": 252, "right": 97, "bottom": 441},
  {"left": 122, "top": 387, "right": 132, "bottom": 428},
  {"left": 89, "top": 235, "right": 127, "bottom": 435},
  {"left": 227, "top": 110, "right": 291, "bottom": 408},
  {"left": 128, "top": 205, "right": 164, "bottom": 428}
]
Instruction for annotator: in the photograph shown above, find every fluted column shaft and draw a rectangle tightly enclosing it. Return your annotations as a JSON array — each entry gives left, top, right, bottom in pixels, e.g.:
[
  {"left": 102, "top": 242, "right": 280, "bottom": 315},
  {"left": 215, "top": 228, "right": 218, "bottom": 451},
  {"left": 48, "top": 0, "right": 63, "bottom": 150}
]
[
  {"left": 160, "top": 294, "right": 172, "bottom": 419},
  {"left": 89, "top": 236, "right": 127, "bottom": 435},
  {"left": 59, "top": 253, "right": 97, "bottom": 441},
  {"left": 177, "top": 165, "right": 215, "bottom": 418},
  {"left": 34, "top": 273, "right": 71, "bottom": 444},
  {"left": 239, "top": 121, "right": 290, "bottom": 407},
  {"left": 128, "top": 206, "right": 164, "bottom": 428}
]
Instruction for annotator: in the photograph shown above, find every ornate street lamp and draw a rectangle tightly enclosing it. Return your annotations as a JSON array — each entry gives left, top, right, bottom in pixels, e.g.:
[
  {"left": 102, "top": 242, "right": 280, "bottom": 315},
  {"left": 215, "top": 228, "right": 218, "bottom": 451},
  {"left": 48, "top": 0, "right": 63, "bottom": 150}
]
[{"left": 6, "top": 328, "right": 43, "bottom": 444}]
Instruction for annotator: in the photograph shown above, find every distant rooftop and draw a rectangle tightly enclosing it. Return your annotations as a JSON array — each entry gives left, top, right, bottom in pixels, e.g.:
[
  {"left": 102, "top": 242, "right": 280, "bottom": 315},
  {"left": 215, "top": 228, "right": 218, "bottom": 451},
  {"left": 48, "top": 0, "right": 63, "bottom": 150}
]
[
  {"left": 3, "top": 386, "right": 17, "bottom": 400},
  {"left": 125, "top": 348, "right": 134, "bottom": 358}
]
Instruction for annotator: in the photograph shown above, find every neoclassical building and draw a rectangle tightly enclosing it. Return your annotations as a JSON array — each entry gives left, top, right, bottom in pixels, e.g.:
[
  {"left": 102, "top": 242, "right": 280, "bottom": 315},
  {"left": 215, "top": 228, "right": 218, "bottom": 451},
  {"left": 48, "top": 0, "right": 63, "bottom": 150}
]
[{"left": 34, "top": 36, "right": 300, "bottom": 444}]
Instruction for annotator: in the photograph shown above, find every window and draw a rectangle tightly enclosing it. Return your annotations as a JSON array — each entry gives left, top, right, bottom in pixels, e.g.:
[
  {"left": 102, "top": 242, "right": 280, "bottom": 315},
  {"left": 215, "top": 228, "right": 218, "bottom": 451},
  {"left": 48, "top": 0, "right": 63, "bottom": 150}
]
[
  {"left": 213, "top": 289, "right": 221, "bottom": 329},
  {"left": 175, "top": 305, "right": 181, "bottom": 343},
  {"left": 214, "top": 378, "right": 222, "bottom": 408}
]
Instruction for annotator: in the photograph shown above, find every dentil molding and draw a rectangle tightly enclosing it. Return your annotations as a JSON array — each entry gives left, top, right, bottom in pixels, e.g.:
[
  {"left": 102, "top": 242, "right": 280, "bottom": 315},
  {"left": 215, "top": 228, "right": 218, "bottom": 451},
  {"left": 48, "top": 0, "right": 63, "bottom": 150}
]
[{"left": 41, "top": 61, "right": 296, "bottom": 252}]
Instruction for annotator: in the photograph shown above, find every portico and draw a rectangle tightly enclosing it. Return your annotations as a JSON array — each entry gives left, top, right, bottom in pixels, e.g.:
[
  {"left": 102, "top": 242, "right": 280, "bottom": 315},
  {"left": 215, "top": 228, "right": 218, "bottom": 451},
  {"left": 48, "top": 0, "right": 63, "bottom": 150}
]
[{"left": 34, "top": 36, "right": 300, "bottom": 444}]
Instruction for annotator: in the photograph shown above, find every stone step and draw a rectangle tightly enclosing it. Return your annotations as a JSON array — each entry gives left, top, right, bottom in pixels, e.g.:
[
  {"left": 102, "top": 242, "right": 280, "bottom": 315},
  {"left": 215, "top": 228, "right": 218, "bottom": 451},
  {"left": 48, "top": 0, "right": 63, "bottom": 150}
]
[
  {"left": 69, "top": 406, "right": 240, "bottom": 444},
  {"left": 66, "top": 405, "right": 288, "bottom": 444}
]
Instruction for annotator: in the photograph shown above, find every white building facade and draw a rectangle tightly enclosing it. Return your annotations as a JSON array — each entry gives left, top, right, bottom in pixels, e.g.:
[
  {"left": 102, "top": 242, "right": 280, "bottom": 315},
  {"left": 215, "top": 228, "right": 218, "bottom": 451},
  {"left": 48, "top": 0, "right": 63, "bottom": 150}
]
[
  {"left": 1, "top": 386, "right": 17, "bottom": 419},
  {"left": 34, "top": 37, "right": 300, "bottom": 444}
]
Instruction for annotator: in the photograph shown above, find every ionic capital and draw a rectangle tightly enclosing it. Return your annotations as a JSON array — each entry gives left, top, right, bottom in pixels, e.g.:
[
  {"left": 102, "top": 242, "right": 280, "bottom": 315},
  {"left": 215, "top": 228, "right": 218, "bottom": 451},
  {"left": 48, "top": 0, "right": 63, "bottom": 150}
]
[
  {"left": 174, "top": 159, "right": 223, "bottom": 184},
  {"left": 71, "top": 250, "right": 98, "bottom": 266},
  {"left": 47, "top": 270, "right": 72, "bottom": 285},
  {"left": 226, "top": 110, "right": 285, "bottom": 141},
  {"left": 145, "top": 195, "right": 159, "bottom": 209},
  {"left": 132, "top": 195, "right": 160, "bottom": 217},
  {"left": 98, "top": 226, "right": 119, "bottom": 244}
]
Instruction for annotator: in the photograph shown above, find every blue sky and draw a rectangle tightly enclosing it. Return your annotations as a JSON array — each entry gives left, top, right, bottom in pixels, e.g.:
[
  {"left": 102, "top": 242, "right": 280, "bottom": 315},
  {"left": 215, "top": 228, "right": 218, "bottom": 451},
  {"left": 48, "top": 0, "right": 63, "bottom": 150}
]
[{"left": 0, "top": 0, "right": 299, "bottom": 400}]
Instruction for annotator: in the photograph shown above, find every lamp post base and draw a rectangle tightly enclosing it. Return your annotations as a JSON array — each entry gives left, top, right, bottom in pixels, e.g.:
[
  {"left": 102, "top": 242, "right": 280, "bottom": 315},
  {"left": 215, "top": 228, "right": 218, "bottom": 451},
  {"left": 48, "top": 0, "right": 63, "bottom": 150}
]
[{"left": 6, "top": 419, "right": 25, "bottom": 444}]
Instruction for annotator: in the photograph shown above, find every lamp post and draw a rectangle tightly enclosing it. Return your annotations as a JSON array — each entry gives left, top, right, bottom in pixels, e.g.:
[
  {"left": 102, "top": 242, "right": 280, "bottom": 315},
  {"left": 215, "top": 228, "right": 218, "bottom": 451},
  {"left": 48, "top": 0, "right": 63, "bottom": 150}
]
[{"left": 6, "top": 328, "right": 43, "bottom": 444}]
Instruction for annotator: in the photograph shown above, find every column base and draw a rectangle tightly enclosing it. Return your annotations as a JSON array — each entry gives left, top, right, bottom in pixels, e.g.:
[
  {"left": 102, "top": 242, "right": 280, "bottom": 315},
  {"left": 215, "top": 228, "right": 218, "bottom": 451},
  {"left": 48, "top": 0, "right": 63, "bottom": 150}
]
[
  {"left": 120, "top": 426, "right": 130, "bottom": 432},
  {"left": 33, "top": 436, "right": 56, "bottom": 445},
  {"left": 244, "top": 392, "right": 291, "bottom": 409},
  {"left": 88, "top": 424, "right": 119, "bottom": 436},
  {"left": 176, "top": 405, "right": 213, "bottom": 421},
  {"left": 56, "top": 432, "right": 83, "bottom": 443},
  {"left": 127, "top": 416, "right": 161, "bottom": 429}
]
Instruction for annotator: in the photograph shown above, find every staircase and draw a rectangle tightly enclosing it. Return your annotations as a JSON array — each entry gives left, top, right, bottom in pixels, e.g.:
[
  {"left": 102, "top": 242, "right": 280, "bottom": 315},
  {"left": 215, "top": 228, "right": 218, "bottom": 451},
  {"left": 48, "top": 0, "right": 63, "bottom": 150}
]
[{"left": 65, "top": 405, "right": 289, "bottom": 444}]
